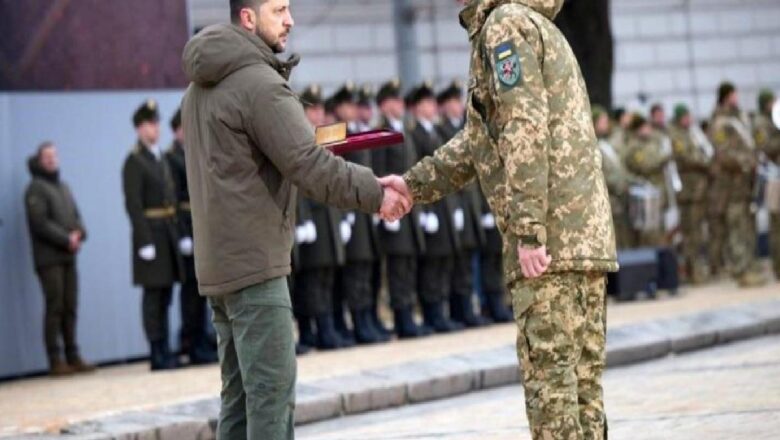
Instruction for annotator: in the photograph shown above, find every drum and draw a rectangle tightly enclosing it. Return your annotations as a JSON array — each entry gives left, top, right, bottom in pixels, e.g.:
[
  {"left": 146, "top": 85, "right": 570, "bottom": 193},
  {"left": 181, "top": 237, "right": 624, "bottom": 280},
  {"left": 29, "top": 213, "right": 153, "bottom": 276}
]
[{"left": 628, "top": 184, "right": 662, "bottom": 232}]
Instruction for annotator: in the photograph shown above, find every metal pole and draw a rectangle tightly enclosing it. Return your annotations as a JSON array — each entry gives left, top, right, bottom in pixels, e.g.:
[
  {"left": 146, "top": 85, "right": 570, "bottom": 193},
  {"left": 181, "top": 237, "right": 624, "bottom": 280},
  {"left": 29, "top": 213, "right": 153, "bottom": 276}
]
[{"left": 393, "top": 0, "right": 421, "bottom": 92}]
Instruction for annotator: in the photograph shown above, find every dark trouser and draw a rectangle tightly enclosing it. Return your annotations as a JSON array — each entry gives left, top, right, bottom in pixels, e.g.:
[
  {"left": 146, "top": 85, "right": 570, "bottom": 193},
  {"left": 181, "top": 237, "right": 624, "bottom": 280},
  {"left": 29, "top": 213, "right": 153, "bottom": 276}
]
[
  {"left": 180, "top": 273, "right": 207, "bottom": 348},
  {"left": 142, "top": 286, "right": 173, "bottom": 342},
  {"left": 339, "top": 262, "right": 374, "bottom": 311},
  {"left": 451, "top": 252, "right": 475, "bottom": 298},
  {"left": 37, "top": 263, "right": 79, "bottom": 364},
  {"left": 418, "top": 256, "right": 453, "bottom": 304},
  {"left": 209, "top": 277, "right": 296, "bottom": 440},
  {"left": 387, "top": 256, "right": 417, "bottom": 309},
  {"left": 296, "top": 268, "right": 335, "bottom": 317},
  {"left": 480, "top": 253, "right": 504, "bottom": 294}
]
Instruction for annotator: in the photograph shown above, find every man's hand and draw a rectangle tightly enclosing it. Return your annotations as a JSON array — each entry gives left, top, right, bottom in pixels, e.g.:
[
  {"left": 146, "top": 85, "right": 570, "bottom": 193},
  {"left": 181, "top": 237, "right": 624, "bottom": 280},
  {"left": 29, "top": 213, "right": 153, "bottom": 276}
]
[
  {"left": 68, "top": 230, "right": 82, "bottom": 253},
  {"left": 378, "top": 175, "right": 413, "bottom": 222},
  {"left": 518, "top": 245, "right": 552, "bottom": 279}
]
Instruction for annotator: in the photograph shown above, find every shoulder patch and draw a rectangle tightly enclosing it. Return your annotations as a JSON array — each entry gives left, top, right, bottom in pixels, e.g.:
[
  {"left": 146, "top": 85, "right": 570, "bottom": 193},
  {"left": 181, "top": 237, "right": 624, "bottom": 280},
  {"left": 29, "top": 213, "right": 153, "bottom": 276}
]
[{"left": 493, "top": 41, "right": 522, "bottom": 89}]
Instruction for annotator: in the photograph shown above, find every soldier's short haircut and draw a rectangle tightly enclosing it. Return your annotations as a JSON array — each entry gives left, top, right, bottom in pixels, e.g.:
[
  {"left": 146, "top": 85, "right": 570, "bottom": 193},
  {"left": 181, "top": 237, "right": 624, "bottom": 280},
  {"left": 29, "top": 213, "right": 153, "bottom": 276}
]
[
  {"left": 230, "top": 0, "right": 266, "bottom": 23},
  {"left": 36, "top": 141, "right": 54, "bottom": 158}
]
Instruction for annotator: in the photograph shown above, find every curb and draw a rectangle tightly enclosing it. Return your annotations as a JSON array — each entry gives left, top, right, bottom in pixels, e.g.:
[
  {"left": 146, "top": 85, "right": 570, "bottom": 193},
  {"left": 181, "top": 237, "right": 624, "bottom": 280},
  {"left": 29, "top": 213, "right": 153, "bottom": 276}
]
[{"left": 15, "top": 298, "right": 780, "bottom": 439}]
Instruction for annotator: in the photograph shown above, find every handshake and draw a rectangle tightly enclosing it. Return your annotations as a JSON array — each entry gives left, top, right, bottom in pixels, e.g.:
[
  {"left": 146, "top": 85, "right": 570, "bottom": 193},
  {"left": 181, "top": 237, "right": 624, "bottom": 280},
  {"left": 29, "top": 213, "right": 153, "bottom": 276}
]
[{"left": 377, "top": 175, "right": 414, "bottom": 222}]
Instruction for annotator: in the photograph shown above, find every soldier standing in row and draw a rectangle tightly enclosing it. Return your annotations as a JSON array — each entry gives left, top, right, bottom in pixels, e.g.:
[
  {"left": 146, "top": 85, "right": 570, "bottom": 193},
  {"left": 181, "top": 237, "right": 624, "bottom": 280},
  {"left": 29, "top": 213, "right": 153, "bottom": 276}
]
[
  {"left": 754, "top": 89, "right": 780, "bottom": 280},
  {"left": 25, "top": 142, "right": 95, "bottom": 375},
  {"left": 371, "top": 79, "right": 431, "bottom": 338},
  {"left": 650, "top": 103, "right": 668, "bottom": 136},
  {"left": 709, "top": 83, "right": 766, "bottom": 287},
  {"left": 356, "top": 84, "right": 375, "bottom": 132},
  {"left": 437, "top": 80, "right": 490, "bottom": 327},
  {"left": 609, "top": 107, "right": 633, "bottom": 161},
  {"left": 331, "top": 82, "right": 385, "bottom": 344},
  {"left": 668, "top": 104, "right": 713, "bottom": 284},
  {"left": 407, "top": 82, "right": 462, "bottom": 333},
  {"left": 122, "top": 100, "right": 183, "bottom": 370},
  {"left": 165, "top": 109, "right": 217, "bottom": 365}
]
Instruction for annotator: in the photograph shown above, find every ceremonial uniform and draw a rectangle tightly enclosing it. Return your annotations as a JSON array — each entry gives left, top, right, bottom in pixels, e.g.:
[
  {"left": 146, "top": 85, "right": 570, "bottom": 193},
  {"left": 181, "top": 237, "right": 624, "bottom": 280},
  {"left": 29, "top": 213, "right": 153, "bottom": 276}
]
[
  {"left": 754, "top": 90, "right": 780, "bottom": 278},
  {"left": 477, "top": 191, "right": 513, "bottom": 322},
  {"left": 404, "top": 2, "right": 617, "bottom": 438}
]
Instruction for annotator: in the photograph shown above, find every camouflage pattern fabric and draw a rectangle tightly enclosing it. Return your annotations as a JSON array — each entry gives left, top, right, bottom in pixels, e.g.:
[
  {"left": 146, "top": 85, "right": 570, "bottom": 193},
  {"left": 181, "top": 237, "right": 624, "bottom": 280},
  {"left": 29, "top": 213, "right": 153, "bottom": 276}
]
[
  {"left": 754, "top": 112, "right": 780, "bottom": 278},
  {"left": 624, "top": 132, "right": 671, "bottom": 247}
]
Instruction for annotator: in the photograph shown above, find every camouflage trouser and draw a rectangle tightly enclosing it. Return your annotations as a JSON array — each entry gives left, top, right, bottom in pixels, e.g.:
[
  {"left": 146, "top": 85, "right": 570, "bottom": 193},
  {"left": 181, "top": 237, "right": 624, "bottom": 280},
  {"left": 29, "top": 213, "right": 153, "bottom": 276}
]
[
  {"left": 708, "top": 211, "right": 727, "bottom": 276},
  {"left": 679, "top": 202, "right": 708, "bottom": 280},
  {"left": 725, "top": 201, "right": 757, "bottom": 278},
  {"left": 510, "top": 272, "right": 607, "bottom": 440},
  {"left": 771, "top": 213, "right": 780, "bottom": 278}
]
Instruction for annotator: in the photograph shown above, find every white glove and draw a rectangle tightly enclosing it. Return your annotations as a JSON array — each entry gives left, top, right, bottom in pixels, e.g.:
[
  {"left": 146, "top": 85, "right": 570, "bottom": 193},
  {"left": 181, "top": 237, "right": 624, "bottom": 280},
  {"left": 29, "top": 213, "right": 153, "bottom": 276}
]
[
  {"left": 384, "top": 219, "right": 401, "bottom": 232},
  {"left": 340, "top": 220, "right": 352, "bottom": 243},
  {"left": 295, "top": 225, "right": 308, "bottom": 244},
  {"left": 372, "top": 214, "right": 381, "bottom": 226},
  {"left": 138, "top": 244, "right": 156, "bottom": 261},
  {"left": 305, "top": 221, "right": 317, "bottom": 243},
  {"left": 481, "top": 213, "right": 496, "bottom": 229},
  {"left": 453, "top": 209, "right": 465, "bottom": 232},
  {"left": 346, "top": 212, "right": 356, "bottom": 226},
  {"left": 424, "top": 213, "right": 440, "bottom": 234},
  {"left": 178, "top": 237, "right": 193, "bottom": 256}
]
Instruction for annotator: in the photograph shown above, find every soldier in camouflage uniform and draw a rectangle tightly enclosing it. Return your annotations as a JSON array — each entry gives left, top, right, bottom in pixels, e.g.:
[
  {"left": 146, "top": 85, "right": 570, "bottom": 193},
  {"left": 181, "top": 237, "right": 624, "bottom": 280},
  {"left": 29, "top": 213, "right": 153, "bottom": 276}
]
[
  {"left": 392, "top": 1, "right": 618, "bottom": 438},
  {"left": 594, "top": 105, "right": 637, "bottom": 249},
  {"left": 709, "top": 82, "right": 766, "bottom": 287},
  {"left": 669, "top": 104, "right": 712, "bottom": 283},
  {"left": 608, "top": 107, "right": 632, "bottom": 161},
  {"left": 625, "top": 115, "right": 672, "bottom": 247},
  {"left": 754, "top": 89, "right": 780, "bottom": 279}
]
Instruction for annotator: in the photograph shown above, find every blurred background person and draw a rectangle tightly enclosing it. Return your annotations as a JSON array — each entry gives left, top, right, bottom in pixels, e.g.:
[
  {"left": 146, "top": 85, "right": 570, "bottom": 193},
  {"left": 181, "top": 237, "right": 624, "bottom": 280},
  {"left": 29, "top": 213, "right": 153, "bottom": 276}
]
[{"left": 754, "top": 89, "right": 780, "bottom": 282}]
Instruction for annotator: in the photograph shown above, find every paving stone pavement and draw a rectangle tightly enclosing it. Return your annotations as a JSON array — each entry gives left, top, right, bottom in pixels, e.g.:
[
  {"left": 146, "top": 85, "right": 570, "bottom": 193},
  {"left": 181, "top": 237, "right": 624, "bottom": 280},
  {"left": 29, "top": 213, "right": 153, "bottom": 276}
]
[{"left": 298, "top": 335, "right": 780, "bottom": 440}]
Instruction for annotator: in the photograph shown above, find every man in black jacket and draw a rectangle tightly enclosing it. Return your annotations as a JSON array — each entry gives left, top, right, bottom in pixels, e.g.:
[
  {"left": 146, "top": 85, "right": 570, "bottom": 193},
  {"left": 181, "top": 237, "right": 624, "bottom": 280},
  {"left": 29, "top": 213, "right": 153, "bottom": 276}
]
[
  {"left": 122, "top": 99, "right": 184, "bottom": 371},
  {"left": 25, "top": 142, "right": 95, "bottom": 376}
]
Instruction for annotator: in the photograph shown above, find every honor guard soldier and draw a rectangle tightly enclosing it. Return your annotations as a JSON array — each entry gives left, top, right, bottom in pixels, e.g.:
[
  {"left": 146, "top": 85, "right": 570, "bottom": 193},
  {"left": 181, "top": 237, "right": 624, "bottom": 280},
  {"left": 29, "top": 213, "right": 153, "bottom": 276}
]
[
  {"left": 407, "top": 82, "right": 463, "bottom": 333},
  {"left": 754, "top": 90, "right": 780, "bottom": 280},
  {"left": 668, "top": 104, "right": 713, "bottom": 283},
  {"left": 371, "top": 79, "right": 431, "bottom": 338},
  {"left": 294, "top": 84, "right": 355, "bottom": 349},
  {"left": 122, "top": 99, "right": 184, "bottom": 370},
  {"left": 165, "top": 109, "right": 217, "bottom": 364},
  {"left": 709, "top": 82, "right": 766, "bottom": 287},
  {"left": 25, "top": 142, "right": 96, "bottom": 375},
  {"left": 330, "top": 82, "right": 386, "bottom": 344},
  {"left": 437, "top": 80, "right": 490, "bottom": 327},
  {"left": 356, "top": 84, "right": 375, "bottom": 133}
]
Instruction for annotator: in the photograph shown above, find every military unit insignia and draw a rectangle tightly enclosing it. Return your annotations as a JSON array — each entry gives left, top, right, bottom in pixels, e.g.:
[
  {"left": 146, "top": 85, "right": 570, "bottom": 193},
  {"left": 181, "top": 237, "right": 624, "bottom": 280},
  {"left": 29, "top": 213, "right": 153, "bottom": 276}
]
[{"left": 494, "top": 41, "right": 521, "bottom": 89}]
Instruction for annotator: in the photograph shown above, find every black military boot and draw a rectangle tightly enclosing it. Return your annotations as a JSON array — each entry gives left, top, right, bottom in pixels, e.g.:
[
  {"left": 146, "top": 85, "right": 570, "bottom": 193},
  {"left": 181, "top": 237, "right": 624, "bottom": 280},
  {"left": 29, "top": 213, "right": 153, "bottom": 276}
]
[
  {"left": 423, "top": 301, "right": 464, "bottom": 333},
  {"left": 370, "top": 306, "right": 393, "bottom": 339},
  {"left": 393, "top": 306, "right": 432, "bottom": 339},
  {"left": 365, "top": 309, "right": 391, "bottom": 342},
  {"left": 450, "top": 294, "right": 491, "bottom": 328},
  {"left": 351, "top": 309, "right": 383, "bottom": 344},
  {"left": 188, "top": 333, "right": 218, "bottom": 365},
  {"left": 297, "top": 317, "right": 317, "bottom": 348},
  {"left": 150, "top": 341, "right": 178, "bottom": 371},
  {"left": 333, "top": 309, "right": 356, "bottom": 347},
  {"left": 484, "top": 290, "right": 513, "bottom": 323},
  {"left": 296, "top": 343, "right": 312, "bottom": 356},
  {"left": 316, "top": 314, "right": 348, "bottom": 350}
]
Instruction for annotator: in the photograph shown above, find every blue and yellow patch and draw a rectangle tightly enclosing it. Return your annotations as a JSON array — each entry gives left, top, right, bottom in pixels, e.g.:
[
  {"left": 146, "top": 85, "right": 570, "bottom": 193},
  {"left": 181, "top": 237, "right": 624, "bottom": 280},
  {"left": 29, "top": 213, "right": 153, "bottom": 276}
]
[{"left": 494, "top": 41, "right": 522, "bottom": 89}]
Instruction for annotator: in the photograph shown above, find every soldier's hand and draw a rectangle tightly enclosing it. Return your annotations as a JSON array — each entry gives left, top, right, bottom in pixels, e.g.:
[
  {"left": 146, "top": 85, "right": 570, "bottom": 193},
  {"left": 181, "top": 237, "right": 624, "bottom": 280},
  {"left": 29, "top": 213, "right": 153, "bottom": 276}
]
[
  {"left": 518, "top": 245, "right": 552, "bottom": 279},
  {"left": 68, "top": 231, "right": 81, "bottom": 253}
]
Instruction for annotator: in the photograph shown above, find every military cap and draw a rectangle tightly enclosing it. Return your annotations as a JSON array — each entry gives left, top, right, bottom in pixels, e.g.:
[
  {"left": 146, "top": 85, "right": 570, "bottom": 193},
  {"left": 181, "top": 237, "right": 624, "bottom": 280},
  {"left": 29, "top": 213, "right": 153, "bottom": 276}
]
[
  {"left": 673, "top": 104, "right": 689, "bottom": 121},
  {"left": 717, "top": 82, "right": 735, "bottom": 105},
  {"left": 611, "top": 107, "right": 626, "bottom": 121},
  {"left": 407, "top": 80, "right": 436, "bottom": 106},
  {"left": 376, "top": 78, "right": 402, "bottom": 105},
  {"left": 300, "top": 84, "right": 324, "bottom": 108},
  {"left": 436, "top": 79, "right": 464, "bottom": 104},
  {"left": 628, "top": 114, "right": 648, "bottom": 132},
  {"left": 330, "top": 81, "right": 357, "bottom": 106},
  {"left": 133, "top": 99, "right": 160, "bottom": 127},
  {"left": 758, "top": 88, "right": 775, "bottom": 112},
  {"left": 170, "top": 108, "right": 182, "bottom": 131},
  {"left": 357, "top": 84, "right": 374, "bottom": 107}
]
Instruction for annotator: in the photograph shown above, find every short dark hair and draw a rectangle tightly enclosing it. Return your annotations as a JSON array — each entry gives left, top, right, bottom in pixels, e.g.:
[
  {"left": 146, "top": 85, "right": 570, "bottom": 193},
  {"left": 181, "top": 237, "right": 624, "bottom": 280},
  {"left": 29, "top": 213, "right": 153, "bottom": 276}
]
[
  {"left": 36, "top": 141, "right": 55, "bottom": 158},
  {"left": 230, "top": 0, "right": 263, "bottom": 23},
  {"left": 650, "top": 103, "right": 663, "bottom": 115}
]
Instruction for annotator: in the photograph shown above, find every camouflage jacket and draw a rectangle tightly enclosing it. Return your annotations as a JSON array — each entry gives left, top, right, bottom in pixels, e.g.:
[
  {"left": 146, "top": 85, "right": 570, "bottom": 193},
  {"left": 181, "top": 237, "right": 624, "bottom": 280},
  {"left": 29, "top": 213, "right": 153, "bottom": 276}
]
[
  {"left": 668, "top": 123, "right": 711, "bottom": 203},
  {"left": 754, "top": 113, "right": 780, "bottom": 164},
  {"left": 625, "top": 132, "right": 672, "bottom": 205},
  {"left": 403, "top": 0, "right": 618, "bottom": 285},
  {"left": 709, "top": 107, "right": 757, "bottom": 202}
]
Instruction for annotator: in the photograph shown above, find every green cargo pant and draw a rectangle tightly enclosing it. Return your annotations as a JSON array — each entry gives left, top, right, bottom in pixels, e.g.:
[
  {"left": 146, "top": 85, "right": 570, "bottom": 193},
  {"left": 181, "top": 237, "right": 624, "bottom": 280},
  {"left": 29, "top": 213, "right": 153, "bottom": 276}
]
[
  {"left": 511, "top": 272, "right": 608, "bottom": 440},
  {"left": 208, "top": 277, "right": 296, "bottom": 440}
]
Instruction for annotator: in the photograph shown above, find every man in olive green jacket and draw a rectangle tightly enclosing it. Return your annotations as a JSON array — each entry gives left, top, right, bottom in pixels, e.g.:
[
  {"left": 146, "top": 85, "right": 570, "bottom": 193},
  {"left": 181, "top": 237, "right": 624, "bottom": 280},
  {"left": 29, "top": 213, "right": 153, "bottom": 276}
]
[{"left": 180, "top": 1, "right": 405, "bottom": 438}]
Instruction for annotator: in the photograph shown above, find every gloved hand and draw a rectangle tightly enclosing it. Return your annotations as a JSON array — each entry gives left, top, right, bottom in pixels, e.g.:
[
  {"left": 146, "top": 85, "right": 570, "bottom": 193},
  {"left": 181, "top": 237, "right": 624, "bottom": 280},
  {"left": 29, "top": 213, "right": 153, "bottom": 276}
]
[
  {"left": 481, "top": 213, "right": 496, "bottom": 229},
  {"left": 453, "top": 208, "right": 465, "bottom": 232},
  {"left": 424, "top": 213, "right": 439, "bottom": 234},
  {"left": 179, "top": 237, "right": 194, "bottom": 256},
  {"left": 295, "top": 225, "right": 308, "bottom": 244},
  {"left": 138, "top": 244, "right": 156, "bottom": 261},
  {"left": 305, "top": 220, "right": 317, "bottom": 243},
  {"left": 340, "top": 220, "right": 352, "bottom": 243},
  {"left": 346, "top": 212, "right": 356, "bottom": 226},
  {"left": 372, "top": 214, "right": 381, "bottom": 226},
  {"left": 384, "top": 219, "right": 401, "bottom": 232}
]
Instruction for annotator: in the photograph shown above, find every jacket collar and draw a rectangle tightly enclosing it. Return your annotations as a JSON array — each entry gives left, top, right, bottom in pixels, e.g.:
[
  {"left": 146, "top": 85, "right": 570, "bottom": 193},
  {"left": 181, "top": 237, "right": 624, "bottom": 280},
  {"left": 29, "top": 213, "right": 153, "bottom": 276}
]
[{"left": 459, "top": 0, "right": 563, "bottom": 40}]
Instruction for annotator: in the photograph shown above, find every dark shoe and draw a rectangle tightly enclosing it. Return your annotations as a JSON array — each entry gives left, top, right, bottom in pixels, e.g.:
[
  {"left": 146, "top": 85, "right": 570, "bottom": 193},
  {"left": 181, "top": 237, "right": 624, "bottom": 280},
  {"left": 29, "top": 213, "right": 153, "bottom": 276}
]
[
  {"left": 188, "top": 334, "right": 218, "bottom": 365},
  {"left": 370, "top": 307, "right": 393, "bottom": 339},
  {"left": 450, "top": 294, "right": 490, "bottom": 328},
  {"left": 296, "top": 343, "right": 312, "bottom": 356},
  {"left": 334, "top": 307, "right": 354, "bottom": 342},
  {"left": 150, "top": 341, "right": 179, "bottom": 371},
  {"left": 484, "top": 291, "right": 513, "bottom": 323},
  {"left": 298, "top": 317, "right": 317, "bottom": 348},
  {"left": 352, "top": 309, "right": 383, "bottom": 344},
  {"left": 49, "top": 360, "right": 75, "bottom": 377},
  {"left": 68, "top": 357, "right": 97, "bottom": 373},
  {"left": 422, "top": 301, "right": 463, "bottom": 333},
  {"left": 316, "top": 314, "right": 349, "bottom": 350},
  {"left": 393, "top": 306, "right": 432, "bottom": 339}
]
